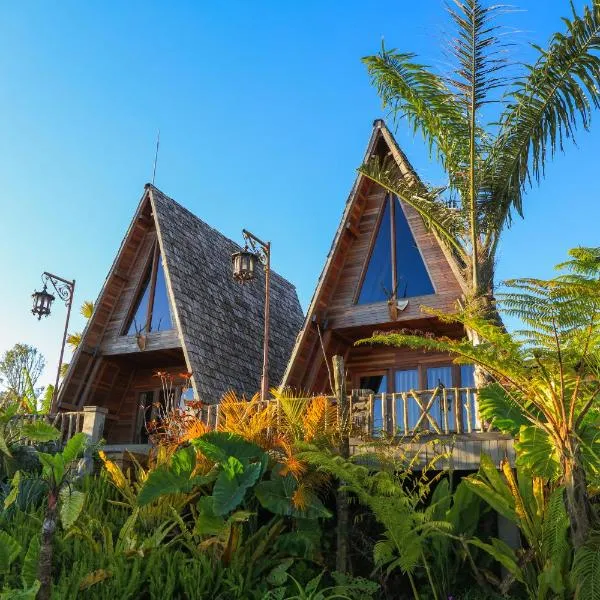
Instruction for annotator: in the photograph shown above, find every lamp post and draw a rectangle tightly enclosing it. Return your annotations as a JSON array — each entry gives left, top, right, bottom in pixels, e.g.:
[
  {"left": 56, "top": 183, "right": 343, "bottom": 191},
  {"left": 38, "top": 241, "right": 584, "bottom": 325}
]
[
  {"left": 232, "top": 229, "right": 271, "bottom": 402},
  {"left": 31, "top": 272, "right": 76, "bottom": 413}
]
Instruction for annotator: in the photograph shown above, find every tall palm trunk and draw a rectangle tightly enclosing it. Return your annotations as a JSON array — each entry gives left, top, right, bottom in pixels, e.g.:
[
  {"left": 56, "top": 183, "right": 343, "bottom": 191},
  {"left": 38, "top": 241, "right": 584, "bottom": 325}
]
[
  {"left": 562, "top": 441, "right": 595, "bottom": 548},
  {"left": 38, "top": 488, "right": 58, "bottom": 600}
]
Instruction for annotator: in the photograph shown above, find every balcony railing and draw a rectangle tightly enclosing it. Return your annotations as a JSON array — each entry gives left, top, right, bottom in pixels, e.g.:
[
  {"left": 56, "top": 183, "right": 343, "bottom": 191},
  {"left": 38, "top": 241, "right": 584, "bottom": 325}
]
[
  {"left": 196, "top": 386, "right": 481, "bottom": 438},
  {"left": 350, "top": 386, "right": 481, "bottom": 437}
]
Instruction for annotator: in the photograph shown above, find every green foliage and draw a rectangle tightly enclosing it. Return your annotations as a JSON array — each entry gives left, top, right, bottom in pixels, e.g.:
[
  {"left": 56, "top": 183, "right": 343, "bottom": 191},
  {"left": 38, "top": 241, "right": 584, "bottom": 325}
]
[
  {"left": 361, "top": 247, "right": 600, "bottom": 547},
  {"left": 0, "top": 345, "right": 45, "bottom": 402},
  {"left": 572, "top": 536, "right": 600, "bottom": 600},
  {"left": 255, "top": 474, "right": 331, "bottom": 520},
  {"left": 464, "top": 456, "right": 574, "bottom": 598},
  {"left": 19, "top": 422, "right": 60, "bottom": 443}
]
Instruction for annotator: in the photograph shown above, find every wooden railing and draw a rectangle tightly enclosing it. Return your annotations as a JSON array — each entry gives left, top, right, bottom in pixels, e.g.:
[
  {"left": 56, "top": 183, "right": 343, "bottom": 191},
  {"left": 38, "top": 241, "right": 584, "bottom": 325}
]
[
  {"left": 196, "top": 387, "right": 480, "bottom": 438},
  {"left": 350, "top": 386, "right": 480, "bottom": 437}
]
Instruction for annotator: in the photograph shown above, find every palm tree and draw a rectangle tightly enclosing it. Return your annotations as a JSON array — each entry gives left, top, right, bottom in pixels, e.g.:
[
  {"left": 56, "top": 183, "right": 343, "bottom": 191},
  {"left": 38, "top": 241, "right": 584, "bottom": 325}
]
[
  {"left": 360, "top": 247, "right": 600, "bottom": 547},
  {"left": 360, "top": 1, "right": 600, "bottom": 382}
]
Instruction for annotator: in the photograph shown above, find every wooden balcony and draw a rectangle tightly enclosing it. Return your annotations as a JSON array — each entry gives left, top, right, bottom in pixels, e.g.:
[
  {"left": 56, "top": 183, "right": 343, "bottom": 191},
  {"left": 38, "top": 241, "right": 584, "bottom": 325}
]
[{"left": 196, "top": 388, "right": 514, "bottom": 471}]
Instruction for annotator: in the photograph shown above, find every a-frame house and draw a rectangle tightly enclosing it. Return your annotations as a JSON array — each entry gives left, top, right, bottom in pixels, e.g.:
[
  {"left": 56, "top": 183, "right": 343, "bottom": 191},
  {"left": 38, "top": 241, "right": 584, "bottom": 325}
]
[
  {"left": 282, "top": 120, "right": 482, "bottom": 436},
  {"left": 58, "top": 184, "right": 303, "bottom": 444}
]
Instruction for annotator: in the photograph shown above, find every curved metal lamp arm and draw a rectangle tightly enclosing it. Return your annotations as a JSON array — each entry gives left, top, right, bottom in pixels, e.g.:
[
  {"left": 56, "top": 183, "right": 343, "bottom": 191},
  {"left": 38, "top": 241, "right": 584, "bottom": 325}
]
[
  {"left": 42, "top": 272, "right": 75, "bottom": 306},
  {"left": 242, "top": 229, "right": 270, "bottom": 264}
]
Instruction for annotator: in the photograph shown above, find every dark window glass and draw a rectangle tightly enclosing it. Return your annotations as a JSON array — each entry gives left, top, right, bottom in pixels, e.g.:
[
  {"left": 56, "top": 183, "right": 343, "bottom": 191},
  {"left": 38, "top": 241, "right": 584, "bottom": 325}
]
[
  {"left": 357, "top": 201, "right": 393, "bottom": 304},
  {"left": 359, "top": 375, "right": 387, "bottom": 394},
  {"left": 125, "top": 251, "right": 173, "bottom": 336},
  {"left": 394, "top": 197, "right": 435, "bottom": 298},
  {"left": 360, "top": 375, "right": 386, "bottom": 436},
  {"left": 150, "top": 255, "right": 173, "bottom": 332},
  {"left": 126, "top": 267, "right": 152, "bottom": 336}
]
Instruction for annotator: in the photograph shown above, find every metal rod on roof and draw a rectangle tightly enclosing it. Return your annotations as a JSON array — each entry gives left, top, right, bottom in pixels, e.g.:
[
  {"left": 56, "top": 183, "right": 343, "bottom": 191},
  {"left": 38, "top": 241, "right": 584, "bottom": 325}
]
[{"left": 152, "top": 129, "right": 160, "bottom": 185}]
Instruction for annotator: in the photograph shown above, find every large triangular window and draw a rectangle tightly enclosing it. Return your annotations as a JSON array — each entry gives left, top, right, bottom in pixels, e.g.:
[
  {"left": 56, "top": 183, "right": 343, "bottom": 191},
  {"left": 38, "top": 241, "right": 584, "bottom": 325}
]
[
  {"left": 357, "top": 195, "right": 434, "bottom": 304},
  {"left": 125, "top": 245, "right": 173, "bottom": 335}
]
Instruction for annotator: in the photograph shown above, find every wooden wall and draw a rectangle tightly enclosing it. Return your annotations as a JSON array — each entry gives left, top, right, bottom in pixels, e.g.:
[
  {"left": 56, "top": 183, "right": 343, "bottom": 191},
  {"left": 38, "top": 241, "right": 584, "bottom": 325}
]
[{"left": 103, "top": 363, "right": 187, "bottom": 443}]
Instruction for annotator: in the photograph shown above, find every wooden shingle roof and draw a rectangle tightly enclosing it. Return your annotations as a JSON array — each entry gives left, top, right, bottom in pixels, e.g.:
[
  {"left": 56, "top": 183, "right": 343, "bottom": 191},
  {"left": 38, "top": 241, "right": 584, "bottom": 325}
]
[{"left": 148, "top": 185, "right": 303, "bottom": 403}]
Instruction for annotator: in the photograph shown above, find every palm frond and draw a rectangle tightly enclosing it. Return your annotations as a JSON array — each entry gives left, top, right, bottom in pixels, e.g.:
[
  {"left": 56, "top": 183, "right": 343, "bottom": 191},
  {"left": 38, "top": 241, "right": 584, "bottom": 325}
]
[
  {"left": 80, "top": 300, "right": 94, "bottom": 319},
  {"left": 362, "top": 44, "right": 470, "bottom": 174},
  {"left": 446, "top": 0, "right": 508, "bottom": 112},
  {"left": 488, "top": 2, "right": 600, "bottom": 222}
]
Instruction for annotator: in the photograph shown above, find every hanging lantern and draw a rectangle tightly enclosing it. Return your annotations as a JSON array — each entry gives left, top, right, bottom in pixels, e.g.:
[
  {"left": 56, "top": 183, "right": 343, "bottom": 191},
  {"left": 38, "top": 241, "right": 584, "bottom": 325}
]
[
  {"left": 232, "top": 249, "right": 258, "bottom": 284},
  {"left": 31, "top": 285, "right": 55, "bottom": 320}
]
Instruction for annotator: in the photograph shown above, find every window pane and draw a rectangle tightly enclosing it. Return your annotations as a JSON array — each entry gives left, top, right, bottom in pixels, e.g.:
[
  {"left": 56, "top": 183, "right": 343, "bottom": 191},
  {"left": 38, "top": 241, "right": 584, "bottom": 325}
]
[
  {"left": 460, "top": 364, "right": 475, "bottom": 387},
  {"left": 460, "top": 364, "right": 478, "bottom": 430},
  {"left": 150, "top": 255, "right": 173, "bottom": 332},
  {"left": 395, "top": 197, "right": 435, "bottom": 298},
  {"left": 357, "top": 200, "right": 393, "bottom": 304},
  {"left": 394, "top": 369, "right": 419, "bottom": 432},
  {"left": 126, "top": 267, "right": 151, "bottom": 335}
]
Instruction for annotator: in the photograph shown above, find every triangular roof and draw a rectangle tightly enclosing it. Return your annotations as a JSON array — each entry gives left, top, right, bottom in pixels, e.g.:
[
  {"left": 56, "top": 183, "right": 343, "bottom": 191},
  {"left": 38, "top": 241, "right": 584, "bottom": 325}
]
[
  {"left": 59, "top": 184, "right": 303, "bottom": 407},
  {"left": 281, "top": 120, "right": 466, "bottom": 389}
]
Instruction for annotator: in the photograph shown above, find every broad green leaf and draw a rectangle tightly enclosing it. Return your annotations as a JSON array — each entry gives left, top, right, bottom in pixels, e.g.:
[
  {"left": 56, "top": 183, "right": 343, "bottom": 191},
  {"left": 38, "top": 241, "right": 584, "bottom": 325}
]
[
  {"left": 59, "top": 489, "right": 86, "bottom": 529},
  {"left": 20, "top": 422, "right": 60, "bottom": 442},
  {"left": 0, "top": 431, "right": 12, "bottom": 457},
  {"left": 305, "top": 571, "right": 324, "bottom": 594},
  {"left": 266, "top": 558, "right": 294, "bottom": 586},
  {"left": 137, "top": 468, "right": 189, "bottom": 506},
  {"left": 478, "top": 383, "right": 531, "bottom": 435},
  {"left": 515, "top": 426, "right": 561, "bottom": 481},
  {"left": 213, "top": 459, "right": 262, "bottom": 515},
  {"left": 461, "top": 477, "right": 515, "bottom": 523},
  {"left": 191, "top": 431, "right": 265, "bottom": 464},
  {"left": 61, "top": 432, "right": 87, "bottom": 463},
  {"left": 195, "top": 496, "right": 225, "bottom": 535},
  {"left": 4, "top": 471, "right": 21, "bottom": 509},
  {"left": 0, "top": 531, "right": 22, "bottom": 573},
  {"left": 21, "top": 536, "right": 40, "bottom": 588},
  {"left": 468, "top": 537, "right": 524, "bottom": 583},
  {"left": 255, "top": 475, "right": 332, "bottom": 519},
  {"left": 137, "top": 465, "right": 214, "bottom": 506},
  {"left": 170, "top": 446, "right": 196, "bottom": 477}
]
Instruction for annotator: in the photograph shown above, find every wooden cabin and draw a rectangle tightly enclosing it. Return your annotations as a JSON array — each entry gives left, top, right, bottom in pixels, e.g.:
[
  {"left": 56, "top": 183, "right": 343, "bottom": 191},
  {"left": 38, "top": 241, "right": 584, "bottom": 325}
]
[
  {"left": 57, "top": 184, "right": 304, "bottom": 444},
  {"left": 282, "top": 120, "right": 514, "bottom": 467}
]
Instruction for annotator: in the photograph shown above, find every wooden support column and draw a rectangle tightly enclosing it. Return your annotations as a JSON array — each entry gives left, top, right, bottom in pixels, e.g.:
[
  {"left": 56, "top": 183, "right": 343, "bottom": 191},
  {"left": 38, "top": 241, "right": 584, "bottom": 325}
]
[{"left": 333, "top": 355, "right": 350, "bottom": 574}]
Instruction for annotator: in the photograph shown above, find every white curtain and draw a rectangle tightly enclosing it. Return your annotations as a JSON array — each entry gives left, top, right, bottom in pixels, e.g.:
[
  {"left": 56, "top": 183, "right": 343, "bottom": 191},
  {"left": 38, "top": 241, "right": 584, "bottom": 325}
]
[{"left": 394, "top": 369, "right": 419, "bottom": 432}]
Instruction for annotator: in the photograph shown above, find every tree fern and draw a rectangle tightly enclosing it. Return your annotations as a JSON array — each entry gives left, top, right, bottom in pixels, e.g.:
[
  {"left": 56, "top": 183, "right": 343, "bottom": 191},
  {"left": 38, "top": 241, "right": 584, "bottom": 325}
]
[{"left": 573, "top": 537, "right": 600, "bottom": 600}]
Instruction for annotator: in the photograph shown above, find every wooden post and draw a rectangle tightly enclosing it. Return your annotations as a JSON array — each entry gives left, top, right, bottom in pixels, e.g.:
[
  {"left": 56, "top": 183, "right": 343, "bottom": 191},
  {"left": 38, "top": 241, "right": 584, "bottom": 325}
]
[
  {"left": 78, "top": 406, "right": 107, "bottom": 475},
  {"left": 82, "top": 406, "right": 107, "bottom": 443},
  {"left": 333, "top": 355, "right": 350, "bottom": 574}
]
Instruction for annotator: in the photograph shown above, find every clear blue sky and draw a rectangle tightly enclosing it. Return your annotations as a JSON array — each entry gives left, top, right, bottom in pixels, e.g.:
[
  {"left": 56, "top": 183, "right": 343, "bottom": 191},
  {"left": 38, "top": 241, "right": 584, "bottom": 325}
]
[{"left": 0, "top": 1, "right": 598, "bottom": 389}]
